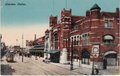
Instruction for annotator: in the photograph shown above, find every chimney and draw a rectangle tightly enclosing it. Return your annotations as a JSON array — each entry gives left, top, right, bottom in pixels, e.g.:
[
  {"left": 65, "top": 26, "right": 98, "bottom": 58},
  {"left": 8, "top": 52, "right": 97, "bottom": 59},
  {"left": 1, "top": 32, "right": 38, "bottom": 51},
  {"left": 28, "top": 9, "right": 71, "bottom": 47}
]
[
  {"left": 34, "top": 34, "right": 36, "bottom": 40},
  {"left": 116, "top": 8, "right": 119, "bottom": 17},
  {"left": 86, "top": 10, "right": 90, "bottom": 16}
]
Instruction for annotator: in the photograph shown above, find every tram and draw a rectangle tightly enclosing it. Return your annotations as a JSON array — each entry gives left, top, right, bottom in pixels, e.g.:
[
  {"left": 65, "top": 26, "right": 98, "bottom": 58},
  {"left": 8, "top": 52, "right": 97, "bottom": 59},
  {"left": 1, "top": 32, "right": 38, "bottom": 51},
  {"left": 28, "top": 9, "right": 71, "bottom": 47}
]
[{"left": 6, "top": 52, "right": 14, "bottom": 62}]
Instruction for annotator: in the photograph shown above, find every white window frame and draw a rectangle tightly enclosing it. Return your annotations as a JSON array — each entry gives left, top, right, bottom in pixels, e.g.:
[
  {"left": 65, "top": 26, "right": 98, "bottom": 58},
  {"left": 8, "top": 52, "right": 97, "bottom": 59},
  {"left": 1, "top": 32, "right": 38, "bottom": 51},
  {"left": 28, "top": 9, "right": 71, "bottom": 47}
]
[{"left": 104, "top": 20, "right": 113, "bottom": 28}]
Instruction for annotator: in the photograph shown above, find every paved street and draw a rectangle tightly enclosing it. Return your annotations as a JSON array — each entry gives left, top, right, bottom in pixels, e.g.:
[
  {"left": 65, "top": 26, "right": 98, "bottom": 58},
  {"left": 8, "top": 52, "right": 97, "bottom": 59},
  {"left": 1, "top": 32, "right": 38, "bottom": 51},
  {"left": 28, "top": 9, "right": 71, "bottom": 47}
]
[{"left": 1, "top": 55, "right": 79, "bottom": 75}]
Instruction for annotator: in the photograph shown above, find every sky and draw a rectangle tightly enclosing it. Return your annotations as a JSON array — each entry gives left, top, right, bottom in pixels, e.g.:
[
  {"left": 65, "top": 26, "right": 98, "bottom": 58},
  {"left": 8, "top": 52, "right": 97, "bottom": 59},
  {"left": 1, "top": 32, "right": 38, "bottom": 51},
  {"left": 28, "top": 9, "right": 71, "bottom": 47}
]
[{"left": 0, "top": 0, "right": 120, "bottom": 47}]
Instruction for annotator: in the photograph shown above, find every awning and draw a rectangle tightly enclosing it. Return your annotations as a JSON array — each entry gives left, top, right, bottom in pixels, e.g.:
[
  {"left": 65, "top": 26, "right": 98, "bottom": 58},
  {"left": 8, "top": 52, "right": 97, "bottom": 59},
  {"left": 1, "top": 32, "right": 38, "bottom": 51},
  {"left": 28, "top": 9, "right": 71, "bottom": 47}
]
[
  {"left": 44, "top": 50, "right": 60, "bottom": 54},
  {"left": 104, "top": 35, "right": 113, "bottom": 40},
  {"left": 29, "top": 45, "right": 44, "bottom": 53},
  {"left": 30, "top": 47, "right": 44, "bottom": 50},
  {"left": 30, "top": 50, "right": 44, "bottom": 53}
]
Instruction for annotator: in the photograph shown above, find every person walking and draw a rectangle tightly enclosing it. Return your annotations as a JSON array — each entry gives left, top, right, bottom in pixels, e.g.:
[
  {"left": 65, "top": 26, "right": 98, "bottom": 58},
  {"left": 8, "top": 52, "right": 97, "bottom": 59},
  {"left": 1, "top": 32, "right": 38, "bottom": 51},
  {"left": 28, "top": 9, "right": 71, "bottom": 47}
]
[{"left": 95, "top": 66, "right": 99, "bottom": 75}]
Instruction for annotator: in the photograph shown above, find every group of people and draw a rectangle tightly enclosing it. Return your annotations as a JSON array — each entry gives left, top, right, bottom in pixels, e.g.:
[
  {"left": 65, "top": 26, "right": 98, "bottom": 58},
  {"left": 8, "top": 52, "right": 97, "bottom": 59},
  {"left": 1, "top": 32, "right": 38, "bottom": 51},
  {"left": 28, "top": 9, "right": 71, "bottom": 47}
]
[{"left": 18, "top": 51, "right": 32, "bottom": 58}]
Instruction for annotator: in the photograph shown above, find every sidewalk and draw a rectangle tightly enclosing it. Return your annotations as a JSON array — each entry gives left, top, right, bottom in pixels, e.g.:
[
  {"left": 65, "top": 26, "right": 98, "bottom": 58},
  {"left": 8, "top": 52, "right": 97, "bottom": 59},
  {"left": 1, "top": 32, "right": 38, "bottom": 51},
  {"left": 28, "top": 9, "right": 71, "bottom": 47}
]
[
  {"left": 50, "top": 61, "right": 120, "bottom": 75},
  {"left": 51, "top": 62, "right": 92, "bottom": 75}
]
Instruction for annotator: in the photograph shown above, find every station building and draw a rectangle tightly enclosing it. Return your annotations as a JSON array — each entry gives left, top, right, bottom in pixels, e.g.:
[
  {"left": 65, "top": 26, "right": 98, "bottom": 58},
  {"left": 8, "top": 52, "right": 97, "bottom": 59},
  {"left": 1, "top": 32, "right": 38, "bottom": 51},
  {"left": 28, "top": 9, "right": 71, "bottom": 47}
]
[{"left": 45, "top": 4, "right": 119, "bottom": 69}]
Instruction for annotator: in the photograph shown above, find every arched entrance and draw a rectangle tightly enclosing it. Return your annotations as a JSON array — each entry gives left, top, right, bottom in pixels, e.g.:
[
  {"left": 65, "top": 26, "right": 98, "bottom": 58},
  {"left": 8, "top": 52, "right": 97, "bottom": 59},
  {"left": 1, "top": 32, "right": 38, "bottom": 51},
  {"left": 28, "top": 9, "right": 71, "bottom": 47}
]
[
  {"left": 81, "top": 48, "right": 90, "bottom": 65},
  {"left": 103, "top": 51, "right": 117, "bottom": 69}
]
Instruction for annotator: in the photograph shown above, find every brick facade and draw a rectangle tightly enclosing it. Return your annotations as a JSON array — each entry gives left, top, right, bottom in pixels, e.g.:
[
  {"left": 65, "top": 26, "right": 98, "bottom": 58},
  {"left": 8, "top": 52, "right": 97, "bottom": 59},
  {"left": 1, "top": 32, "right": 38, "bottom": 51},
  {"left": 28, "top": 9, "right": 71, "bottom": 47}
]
[{"left": 47, "top": 4, "right": 119, "bottom": 68}]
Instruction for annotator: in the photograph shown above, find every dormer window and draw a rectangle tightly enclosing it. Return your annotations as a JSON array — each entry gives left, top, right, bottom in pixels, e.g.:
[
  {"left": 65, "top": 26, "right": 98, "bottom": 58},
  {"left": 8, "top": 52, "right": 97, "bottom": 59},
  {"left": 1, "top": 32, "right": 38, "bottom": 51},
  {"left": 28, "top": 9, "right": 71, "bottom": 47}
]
[{"left": 104, "top": 20, "right": 113, "bottom": 28}]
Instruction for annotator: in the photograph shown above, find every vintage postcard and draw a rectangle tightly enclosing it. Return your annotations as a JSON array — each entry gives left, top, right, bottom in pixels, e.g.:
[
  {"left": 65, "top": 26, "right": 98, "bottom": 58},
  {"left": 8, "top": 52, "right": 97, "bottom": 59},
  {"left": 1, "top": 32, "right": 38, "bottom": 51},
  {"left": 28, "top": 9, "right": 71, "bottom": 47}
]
[{"left": 0, "top": 0, "right": 120, "bottom": 75}]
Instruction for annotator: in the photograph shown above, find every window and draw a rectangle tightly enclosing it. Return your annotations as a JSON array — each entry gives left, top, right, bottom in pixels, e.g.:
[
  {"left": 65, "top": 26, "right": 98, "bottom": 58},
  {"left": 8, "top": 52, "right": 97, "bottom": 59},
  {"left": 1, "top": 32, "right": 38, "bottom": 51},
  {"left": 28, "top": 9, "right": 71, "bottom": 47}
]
[
  {"left": 77, "top": 36, "right": 80, "bottom": 45},
  {"left": 64, "top": 25, "right": 69, "bottom": 28},
  {"left": 104, "top": 20, "right": 113, "bottom": 28},
  {"left": 74, "top": 36, "right": 76, "bottom": 45},
  {"left": 82, "top": 33, "right": 89, "bottom": 45},
  {"left": 73, "top": 25, "right": 79, "bottom": 30},
  {"left": 103, "top": 35, "right": 114, "bottom": 45}
]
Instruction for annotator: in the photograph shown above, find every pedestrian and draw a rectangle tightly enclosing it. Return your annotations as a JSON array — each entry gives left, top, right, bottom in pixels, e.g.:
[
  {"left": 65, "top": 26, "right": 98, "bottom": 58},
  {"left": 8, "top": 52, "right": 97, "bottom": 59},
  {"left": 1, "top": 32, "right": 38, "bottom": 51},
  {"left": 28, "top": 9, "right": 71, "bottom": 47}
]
[{"left": 95, "top": 66, "right": 99, "bottom": 75}]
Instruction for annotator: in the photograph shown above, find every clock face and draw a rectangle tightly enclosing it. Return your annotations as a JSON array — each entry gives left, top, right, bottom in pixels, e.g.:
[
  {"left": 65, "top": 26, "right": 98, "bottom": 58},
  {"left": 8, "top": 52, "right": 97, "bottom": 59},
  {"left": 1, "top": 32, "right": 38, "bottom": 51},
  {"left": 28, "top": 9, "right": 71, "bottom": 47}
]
[{"left": 93, "top": 47, "right": 99, "bottom": 53}]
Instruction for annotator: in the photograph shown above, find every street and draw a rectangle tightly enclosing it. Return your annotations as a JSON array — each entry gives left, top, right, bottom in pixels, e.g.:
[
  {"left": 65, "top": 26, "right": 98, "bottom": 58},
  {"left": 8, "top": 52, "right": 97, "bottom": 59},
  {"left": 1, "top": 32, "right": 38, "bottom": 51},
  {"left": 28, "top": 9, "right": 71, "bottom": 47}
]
[{"left": 1, "top": 55, "right": 79, "bottom": 75}]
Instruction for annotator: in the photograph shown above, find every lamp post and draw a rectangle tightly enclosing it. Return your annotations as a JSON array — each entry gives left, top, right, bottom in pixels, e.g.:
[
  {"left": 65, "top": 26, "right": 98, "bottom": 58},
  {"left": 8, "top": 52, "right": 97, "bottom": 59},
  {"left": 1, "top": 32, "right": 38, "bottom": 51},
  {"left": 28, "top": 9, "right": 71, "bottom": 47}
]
[
  {"left": 70, "top": 38, "right": 73, "bottom": 70},
  {"left": 100, "top": 53, "right": 104, "bottom": 69},
  {"left": 0, "top": 34, "right": 2, "bottom": 51},
  {"left": 91, "top": 46, "right": 99, "bottom": 75},
  {"left": 91, "top": 55, "right": 95, "bottom": 75}
]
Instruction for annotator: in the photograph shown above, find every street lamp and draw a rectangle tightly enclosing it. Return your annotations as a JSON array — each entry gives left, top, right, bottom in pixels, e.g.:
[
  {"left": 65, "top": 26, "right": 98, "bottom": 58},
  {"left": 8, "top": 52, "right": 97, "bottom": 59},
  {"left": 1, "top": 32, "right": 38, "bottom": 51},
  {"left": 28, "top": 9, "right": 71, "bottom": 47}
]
[
  {"left": 91, "top": 46, "right": 99, "bottom": 75},
  {"left": 91, "top": 55, "right": 95, "bottom": 75},
  {"left": 70, "top": 37, "right": 73, "bottom": 70}
]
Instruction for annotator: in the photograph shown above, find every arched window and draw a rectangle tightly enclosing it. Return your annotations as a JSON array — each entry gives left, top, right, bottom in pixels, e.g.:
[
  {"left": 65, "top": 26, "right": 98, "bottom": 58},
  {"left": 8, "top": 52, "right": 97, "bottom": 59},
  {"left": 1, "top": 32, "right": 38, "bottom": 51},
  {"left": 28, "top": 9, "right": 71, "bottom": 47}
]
[{"left": 103, "top": 35, "right": 114, "bottom": 45}]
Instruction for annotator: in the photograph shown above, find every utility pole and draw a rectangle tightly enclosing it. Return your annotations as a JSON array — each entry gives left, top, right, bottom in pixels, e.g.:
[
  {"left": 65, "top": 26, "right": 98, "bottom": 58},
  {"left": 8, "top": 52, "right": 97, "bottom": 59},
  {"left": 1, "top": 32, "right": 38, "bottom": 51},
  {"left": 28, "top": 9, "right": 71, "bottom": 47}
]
[
  {"left": 34, "top": 34, "right": 37, "bottom": 60},
  {"left": 22, "top": 34, "right": 24, "bottom": 62},
  {"left": 70, "top": 38, "right": 73, "bottom": 70},
  {"left": 91, "top": 55, "right": 95, "bottom": 75},
  {"left": 0, "top": 34, "right": 2, "bottom": 51}
]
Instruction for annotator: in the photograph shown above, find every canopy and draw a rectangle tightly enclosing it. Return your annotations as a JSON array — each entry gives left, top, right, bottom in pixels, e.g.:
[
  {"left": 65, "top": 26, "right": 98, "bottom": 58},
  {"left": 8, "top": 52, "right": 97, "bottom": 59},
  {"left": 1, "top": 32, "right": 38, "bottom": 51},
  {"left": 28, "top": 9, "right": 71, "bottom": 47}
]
[
  {"left": 104, "top": 35, "right": 114, "bottom": 40},
  {"left": 29, "top": 45, "right": 44, "bottom": 52},
  {"left": 44, "top": 50, "right": 60, "bottom": 54}
]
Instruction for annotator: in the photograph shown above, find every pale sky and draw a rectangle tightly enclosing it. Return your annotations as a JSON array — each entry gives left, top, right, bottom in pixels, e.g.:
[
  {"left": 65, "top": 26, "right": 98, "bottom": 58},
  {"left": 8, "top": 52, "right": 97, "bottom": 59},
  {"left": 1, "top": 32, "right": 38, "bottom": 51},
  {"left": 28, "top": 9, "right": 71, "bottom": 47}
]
[{"left": 1, "top": 0, "right": 120, "bottom": 47}]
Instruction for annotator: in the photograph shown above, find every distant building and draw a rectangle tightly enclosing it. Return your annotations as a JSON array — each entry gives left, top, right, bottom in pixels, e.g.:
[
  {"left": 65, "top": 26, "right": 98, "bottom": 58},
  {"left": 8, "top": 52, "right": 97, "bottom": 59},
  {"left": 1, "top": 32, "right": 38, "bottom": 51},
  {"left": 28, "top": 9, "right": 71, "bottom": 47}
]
[{"left": 26, "top": 36, "right": 45, "bottom": 57}]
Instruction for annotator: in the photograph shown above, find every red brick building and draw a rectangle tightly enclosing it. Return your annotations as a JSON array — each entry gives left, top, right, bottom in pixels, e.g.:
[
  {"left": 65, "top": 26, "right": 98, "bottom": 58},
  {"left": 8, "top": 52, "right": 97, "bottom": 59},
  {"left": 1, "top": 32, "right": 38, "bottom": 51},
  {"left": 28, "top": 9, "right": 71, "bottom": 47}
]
[
  {"left": 26, "top": 36, "right": 45, "bottom": 46},
  {"left": 48, "top": 4, "right": 119, "bottom": 68}
]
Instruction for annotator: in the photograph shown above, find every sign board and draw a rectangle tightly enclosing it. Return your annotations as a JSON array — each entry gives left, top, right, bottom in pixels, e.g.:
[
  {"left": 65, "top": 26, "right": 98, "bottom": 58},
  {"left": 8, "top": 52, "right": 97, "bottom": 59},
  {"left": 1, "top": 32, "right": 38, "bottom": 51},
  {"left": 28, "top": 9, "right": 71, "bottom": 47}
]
[{"left": 92, "top": 45, "right": 99, "bottom": 57}]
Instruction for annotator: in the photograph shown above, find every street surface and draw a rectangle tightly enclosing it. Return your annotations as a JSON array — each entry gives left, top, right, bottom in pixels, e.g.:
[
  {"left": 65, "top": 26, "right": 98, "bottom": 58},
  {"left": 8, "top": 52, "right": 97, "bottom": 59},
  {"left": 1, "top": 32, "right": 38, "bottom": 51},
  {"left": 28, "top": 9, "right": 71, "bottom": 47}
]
[{"left": 1, "top": 55, "right": 79, "bottom": 75}]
